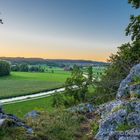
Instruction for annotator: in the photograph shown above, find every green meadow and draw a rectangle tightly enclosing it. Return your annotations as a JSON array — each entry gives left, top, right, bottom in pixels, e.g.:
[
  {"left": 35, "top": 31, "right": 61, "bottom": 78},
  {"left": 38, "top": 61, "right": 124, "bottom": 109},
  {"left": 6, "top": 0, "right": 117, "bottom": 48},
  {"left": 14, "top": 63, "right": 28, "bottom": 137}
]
[
  {"left": 0, "top": 71, "right": 70, "bottom": 99},
  {"left": 4, "top": 96, "right": 54, "bottom": 118},
  {"left": 2, "top": 67, "right": 105, "bottom": 118},
  {"left": 4, "top": 86, "right": 95, "bottom": 118}
]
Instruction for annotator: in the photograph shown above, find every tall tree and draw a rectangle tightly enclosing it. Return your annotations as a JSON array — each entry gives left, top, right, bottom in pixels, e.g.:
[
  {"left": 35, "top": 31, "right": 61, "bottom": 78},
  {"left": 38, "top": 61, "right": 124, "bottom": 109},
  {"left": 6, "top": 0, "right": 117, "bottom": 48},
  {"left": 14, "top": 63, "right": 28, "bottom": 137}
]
[
  {"left": 93, "top": 0, "right": 140, "bottom": 103},
  {"left": 128, "top": 0, "right": 140, "bottom": 8},
  {"left": 126, "top": 0, "right": 140, "bottom": 41},
  {"left": 65, "top": 65, "right": 88, "bottom": 103},
  {"left": 0, "top": 19, "right": 3, "bottom": 24},
  {"left": 87, "top": 66, "right": 93, "bottom": 85},
  {"left": 0, "top": 60, "right": 11, "bottom": 76}
]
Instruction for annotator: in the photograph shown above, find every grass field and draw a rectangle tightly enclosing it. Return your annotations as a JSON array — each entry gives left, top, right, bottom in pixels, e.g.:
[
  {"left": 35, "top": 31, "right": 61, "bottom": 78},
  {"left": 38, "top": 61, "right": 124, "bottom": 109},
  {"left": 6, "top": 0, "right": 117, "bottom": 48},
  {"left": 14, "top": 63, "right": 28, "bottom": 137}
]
[
  {"left": 0, "top": 71, "right": 70, "bottom": 99},
  {"left": 4, "top": 86, "right": 95, "bottom": 118},
  {"left": 4, "top": 96, "right": 54, "bottom": 118},
  {"left": 3, "top": 67, "right": 106, "bottom": 118}
]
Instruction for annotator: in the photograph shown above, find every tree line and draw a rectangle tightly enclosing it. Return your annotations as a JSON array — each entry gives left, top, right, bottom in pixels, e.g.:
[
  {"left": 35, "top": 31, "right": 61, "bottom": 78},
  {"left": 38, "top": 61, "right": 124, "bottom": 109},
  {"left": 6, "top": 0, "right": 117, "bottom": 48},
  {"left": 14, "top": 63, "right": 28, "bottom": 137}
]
[
  {"left": 0, "top": 61, "right": 46, "bottom": 77},
  {"left": 93, "top": 0, "right": 140, "bottom": 103},
  {"left": 11, "top": 63, "right": 45, "bottom": 72}
]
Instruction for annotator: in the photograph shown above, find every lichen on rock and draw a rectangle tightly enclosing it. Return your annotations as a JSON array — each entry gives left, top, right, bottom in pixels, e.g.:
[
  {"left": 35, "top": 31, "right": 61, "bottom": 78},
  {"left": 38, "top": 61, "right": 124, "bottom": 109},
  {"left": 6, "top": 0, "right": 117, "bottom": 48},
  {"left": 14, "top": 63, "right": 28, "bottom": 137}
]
[{"left": 95, "top": 64, "right": 140, "bottom": 140}]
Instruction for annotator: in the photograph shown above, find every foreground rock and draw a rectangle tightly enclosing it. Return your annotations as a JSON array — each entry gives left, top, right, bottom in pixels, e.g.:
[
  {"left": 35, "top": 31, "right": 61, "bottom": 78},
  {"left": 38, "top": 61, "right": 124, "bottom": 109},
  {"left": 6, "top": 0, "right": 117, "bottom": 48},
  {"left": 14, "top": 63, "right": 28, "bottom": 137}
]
[
  {"left": 0, "top": 105, "right": 33, "bottom": 134},
  {"left": 25, "top": 110, "right": 40, "bottom": 119},
  {"left": 68, "top": 103, "right": 95, "bottom": 113},
  {"left": 117, "top": 63, "right": 140, "bottom": 99},
  {"left": 95, "top": 64, "right": 140, "bottom": 140}
]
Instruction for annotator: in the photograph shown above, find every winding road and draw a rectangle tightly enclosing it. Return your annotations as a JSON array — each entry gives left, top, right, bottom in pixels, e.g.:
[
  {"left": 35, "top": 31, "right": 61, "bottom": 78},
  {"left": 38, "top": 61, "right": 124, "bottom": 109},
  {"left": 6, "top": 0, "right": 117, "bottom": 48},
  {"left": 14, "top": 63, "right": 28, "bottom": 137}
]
[
  {"left": 0, "top": 74, "right": 91, "bottom": 105},
  {"left": 0, "top": 87, "right": 65, "bottom": 105}
]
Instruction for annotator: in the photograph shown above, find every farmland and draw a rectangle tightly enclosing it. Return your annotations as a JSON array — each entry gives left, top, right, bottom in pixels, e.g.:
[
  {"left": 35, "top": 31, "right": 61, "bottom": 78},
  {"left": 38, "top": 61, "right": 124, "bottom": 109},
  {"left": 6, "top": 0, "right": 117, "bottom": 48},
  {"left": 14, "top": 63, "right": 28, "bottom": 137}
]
[
  {"left": 2, "top": 66, "right": 106, "bottom": 118},
  {"left": 4, "top": 86, "right": 95, "bottom": 118},
  {"left": 0, "top": 71, "right": 70, "bottom": 99},
  {"left": 4, "top": 96, "right": 54, "bottom": 118}
]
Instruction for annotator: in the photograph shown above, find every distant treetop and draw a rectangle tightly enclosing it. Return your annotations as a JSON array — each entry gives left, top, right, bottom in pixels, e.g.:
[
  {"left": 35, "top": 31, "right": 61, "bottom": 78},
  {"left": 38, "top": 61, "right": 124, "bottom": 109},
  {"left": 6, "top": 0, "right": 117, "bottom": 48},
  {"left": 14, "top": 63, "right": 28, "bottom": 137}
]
[
  {"left": 0, "top": 19, "right": 3, "bottom": 24},
  {"left": 128, "top": 0, "right": 140, "bottom": 8}
]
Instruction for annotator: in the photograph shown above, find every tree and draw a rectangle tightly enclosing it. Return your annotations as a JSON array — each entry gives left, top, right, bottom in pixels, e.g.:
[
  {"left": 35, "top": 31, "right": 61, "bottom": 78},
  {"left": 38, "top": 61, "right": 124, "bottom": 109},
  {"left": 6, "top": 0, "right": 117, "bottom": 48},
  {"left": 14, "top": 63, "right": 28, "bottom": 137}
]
[
  {"left": 126, "top": 15, "right": 140, "bottom": 41},
  {"left": 128, "top": 0, "right": 140, "bottom": 8},
  {"left": 0, "top": 19, "right": 3, "bottom": 24},
  {"left": 0, "top": 60, "right": 11, "bottom": 76},
  {"left": 94, "top": 40, "right": 140, "bottom": 102},
  {"left": 87, "top": 66, "right": 93, "bottom": 85},
  {"left": 19, "top": 63, "right": 29, "bottom": 72},
  {"left": 11, "top": 64, "right": 20, "bottom": 71},
  {"left": 92, "top": 0, "right": 140, "bottom": 104},
  {"left": 126, "top": 0, "right": 140, "bottom": 41},
  {"left": 65, "top": 65, "right": 88, "bottom": 104}
]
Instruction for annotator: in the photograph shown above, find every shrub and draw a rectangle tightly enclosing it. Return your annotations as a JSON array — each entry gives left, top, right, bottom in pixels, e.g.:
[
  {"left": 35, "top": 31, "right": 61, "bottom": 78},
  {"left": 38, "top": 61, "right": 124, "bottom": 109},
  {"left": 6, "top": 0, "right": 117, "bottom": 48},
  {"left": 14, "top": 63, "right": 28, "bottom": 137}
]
[
  {"left": 117, "top": 123, "right": 134, "bottom": 131},
  {"left": 91, "top": 120, "right": 99, "bottom": 136},
  {"left": 26, "top": 110, "right": 84, "bottom": 140},
  {"left": 0, "top": 60, "right": 11, "bottom": 76},
  {"left": 94, "top": 40, "right": 140, "bottom": 104},
  {"left": 19, "top": 63, "right": 29, "bottom": 72},
  {"left": 0, "top": 127, "right": 32, "bottom": 140}
]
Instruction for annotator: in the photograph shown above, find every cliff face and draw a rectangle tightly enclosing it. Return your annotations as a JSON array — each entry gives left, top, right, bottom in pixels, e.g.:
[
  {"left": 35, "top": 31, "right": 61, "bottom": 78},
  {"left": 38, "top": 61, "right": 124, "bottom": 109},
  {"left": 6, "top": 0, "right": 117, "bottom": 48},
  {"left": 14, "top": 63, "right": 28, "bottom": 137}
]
[{"left": 95, "top": 64, "right": 140, "bottom": 140}]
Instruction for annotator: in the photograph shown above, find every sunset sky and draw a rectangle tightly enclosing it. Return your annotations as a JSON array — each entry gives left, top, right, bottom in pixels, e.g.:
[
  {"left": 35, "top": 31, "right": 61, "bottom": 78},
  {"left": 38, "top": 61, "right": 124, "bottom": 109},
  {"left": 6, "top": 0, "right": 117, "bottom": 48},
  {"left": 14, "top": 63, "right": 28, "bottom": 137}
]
[{"left": 0, "top": 0, "right": 139, "bottom": 61}]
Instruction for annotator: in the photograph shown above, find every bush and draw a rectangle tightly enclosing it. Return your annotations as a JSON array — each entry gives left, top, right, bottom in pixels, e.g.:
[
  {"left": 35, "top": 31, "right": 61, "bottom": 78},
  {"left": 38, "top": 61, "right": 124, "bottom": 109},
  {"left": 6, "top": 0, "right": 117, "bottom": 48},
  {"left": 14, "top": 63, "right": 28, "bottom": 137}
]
[
  {"left": 0, "top": 127, "right": 32, "bottom": 140},
  {"left": 11, "top": 64, "right": 20, "bottom": 71},
  {"left": 19, "top": 63, "right": 29, "bottom": 72},
  {"left": 26, "top": 110, "right": 84, "bottom": 140},
  {"left": 0, "top": 60, "right": 11, "bottom": 76},
  {"left": 91, "top": 121, "right": 99, "bottom": 136},
  {"left": 94, "top": 40, "right": 140, "bottom": 104}
]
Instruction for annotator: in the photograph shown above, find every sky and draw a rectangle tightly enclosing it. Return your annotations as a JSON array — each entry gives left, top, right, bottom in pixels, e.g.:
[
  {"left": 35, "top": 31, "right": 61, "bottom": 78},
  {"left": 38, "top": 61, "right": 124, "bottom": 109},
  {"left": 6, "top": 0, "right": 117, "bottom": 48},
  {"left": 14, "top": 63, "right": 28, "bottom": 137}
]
[{"left": 0, "top": 0, "right": 139, "bottom": 62}]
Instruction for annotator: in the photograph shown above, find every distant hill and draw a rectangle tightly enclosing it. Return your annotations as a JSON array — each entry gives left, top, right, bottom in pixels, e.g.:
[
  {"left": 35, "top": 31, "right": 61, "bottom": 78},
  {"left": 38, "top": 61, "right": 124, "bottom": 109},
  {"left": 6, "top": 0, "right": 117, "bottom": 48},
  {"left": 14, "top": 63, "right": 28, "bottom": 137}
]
[{"left": 0, "top": 57, "right": 109, "bottom": 67}]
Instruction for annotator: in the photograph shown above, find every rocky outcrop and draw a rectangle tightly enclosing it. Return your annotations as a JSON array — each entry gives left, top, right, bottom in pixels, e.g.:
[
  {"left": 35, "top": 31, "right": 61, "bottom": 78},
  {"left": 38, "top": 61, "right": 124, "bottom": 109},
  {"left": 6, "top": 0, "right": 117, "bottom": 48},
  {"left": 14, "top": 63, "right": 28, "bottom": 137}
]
[
  {"left": 68, "top": 103, "right": 95, "bottom": 113},
  {"left": 117, "top": 64, "right": 140, "bottom": 99},
  {"left": 95, "top": 64, "right": 140, "bottom": 140},
  {"left": 109, "top": 128, "right": 140, "bottom": 140},
  {"left": 25, "top": 110, "right": 40, "bottom": 119},
  {"left": 0, "top": 105, "right": 33, "bottom": 134}
]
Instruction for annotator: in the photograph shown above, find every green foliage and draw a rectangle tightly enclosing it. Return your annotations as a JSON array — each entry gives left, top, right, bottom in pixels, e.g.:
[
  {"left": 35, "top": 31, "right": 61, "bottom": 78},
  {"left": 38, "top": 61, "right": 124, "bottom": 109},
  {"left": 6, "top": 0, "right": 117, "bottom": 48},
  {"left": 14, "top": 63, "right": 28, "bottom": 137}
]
[
  {"left": 0, "top": 60, "right": 11, "bottom": 76},
  {"left": 52, "top": 65, "right": 95, "bottom": 108},
  {"left": 91, "top": 121, "right": 99, "bottom": 136},
  {"left": 94, "top": 41, "right": 140, "bottom": 104},
  {"left": 4, "top": 96, "right": 54, "bottom": 118},
  {"left": 0, "top": 19, "right": 3, "bottom": 24},
  {"left": 29, "top": 65, "right": 45, "bottom": 72},
  {"left": 19, "top": 63, "right": 29, "bottom": 72},
  {"left": 0, "top": 71, "right": 70, "bottom": 99},
  {"left": 52, "top": 93, "right": 65, "bottom": 108},
  {"left": 65, "top": 65, "right": 88, "bottom": 104},
  {"left": 126, "top": 0, "right": 140, "bottom": 41},
  {"left": 126, "top": 15, "right": 140, "bottom": 41},
  {"left": 117, "top": 123, "right": 135, "bottom": 131},
  {"left": 92, "top": 3, "right": 139, "bottom": 102},
  {"left": 131, "top": 76, "right": 140, "bottom": 85},
  {"left": 128, "top": 0, "right": 140, "bottom": 9},
  {"left": 0, "top": 127, "right": 31, "bottom": 140},
  {"left": 87, "top": 66, "right": 93, "bottom": 85},
  {"left": 112, "top": 105, "right": 126, "bottom": 113},
  {"left": 26, "top": 110, "right": 83, "bottom": 140},
  {"left": 11, "top": 64, "right": 20, "bottom": 71}
]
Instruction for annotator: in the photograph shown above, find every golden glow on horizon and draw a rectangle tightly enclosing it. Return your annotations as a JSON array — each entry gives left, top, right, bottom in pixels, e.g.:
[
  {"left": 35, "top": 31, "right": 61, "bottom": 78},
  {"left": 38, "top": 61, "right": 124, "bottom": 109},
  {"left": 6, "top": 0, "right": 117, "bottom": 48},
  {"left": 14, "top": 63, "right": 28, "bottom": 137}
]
[
  {"left": 0, "top": 29, "right": 117, "bottom": 62},
  {"left": 0, "top": 41, "right": 113, "bottom": 62}
]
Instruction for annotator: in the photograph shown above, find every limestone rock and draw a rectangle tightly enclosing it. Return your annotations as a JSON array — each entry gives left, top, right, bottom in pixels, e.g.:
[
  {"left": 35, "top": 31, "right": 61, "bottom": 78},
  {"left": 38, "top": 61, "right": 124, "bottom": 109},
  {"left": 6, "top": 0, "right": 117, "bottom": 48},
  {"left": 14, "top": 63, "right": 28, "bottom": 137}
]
[
  {"left": 0, "top": 106, "right": 33, "bottom": 134},
  {"left": 25, "top": 110, "right": 40, "bottom": 119},
  {"left": 116, "top": 64, "right": 140, "bottom": 99},
  {"left": 96, "top": 109, "right": 127, "bottom": 140},
  {"left": 95, "top": 64, "right": 140, "bottom": 140},
  {"left": 69, "top": 103, "right": 95, "bottom": 113},
  {"left": 109, "top": 128, "right": 140, "bottom": 140},
  {"left": 127, "top": 112, "right": 140, "bottom": 126}
]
